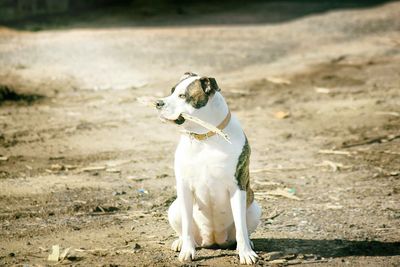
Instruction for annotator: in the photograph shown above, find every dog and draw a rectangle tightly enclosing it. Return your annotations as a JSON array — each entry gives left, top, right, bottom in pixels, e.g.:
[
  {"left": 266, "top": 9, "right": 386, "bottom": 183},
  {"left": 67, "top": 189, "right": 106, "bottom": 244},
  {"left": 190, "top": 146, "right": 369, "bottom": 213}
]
[{"left": 156, "top": 72, "right": 261, "bottom": 265}]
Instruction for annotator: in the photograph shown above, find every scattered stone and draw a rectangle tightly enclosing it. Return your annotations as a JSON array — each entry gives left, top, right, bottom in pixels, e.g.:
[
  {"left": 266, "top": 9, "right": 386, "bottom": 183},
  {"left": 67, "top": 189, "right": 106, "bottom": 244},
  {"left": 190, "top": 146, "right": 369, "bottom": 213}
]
[
  {"left": 66, "top": 254, "right": 79, "bottom": 261},
  {"left": 137, "top": 188, "right": 149, "bottom": 194},
  {"left": 93, "top": 206, "right": 119, "bottom": 213},
  {"left": 266, "top": 76, "right": 291, "bottom": 85},
  {"left": 274, "top": 111, "right": 291, "bottom": 119},
  {"left": 50, "top": 164, "right": 64, "bottom": 171},
  {"left": 132, "top": 243, "right": 141, "bottom": 252},
  {"left": 0, "top": 156, "right": 8, "bottom": 161},
  {"left": 264, "top": 251, "right": 284, "bottom": 261},
  {"left": 284, "top": 254, "right": 297, "bottom": 260},
  {"left": 305, "top": 254, "right": 316, "bottom": 259},
  {"left": 106, "top": 168, "right": 121, "bottom": 173},
  {"left": 81, "top": 166, "right": 106, "bottom": 172},
  {"left": 49, "top": 156, "right": 65, "bottom": 160},
  {"left": 113, "top": 191, "right": 127, "bottom": 196}
]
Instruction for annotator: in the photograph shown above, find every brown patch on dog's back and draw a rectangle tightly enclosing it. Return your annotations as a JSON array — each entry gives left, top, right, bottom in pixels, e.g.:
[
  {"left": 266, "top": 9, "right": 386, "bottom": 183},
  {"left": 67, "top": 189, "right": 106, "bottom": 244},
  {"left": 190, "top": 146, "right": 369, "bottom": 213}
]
[{"left": 235, "top": 137, "right": 254, "bottom": 207}]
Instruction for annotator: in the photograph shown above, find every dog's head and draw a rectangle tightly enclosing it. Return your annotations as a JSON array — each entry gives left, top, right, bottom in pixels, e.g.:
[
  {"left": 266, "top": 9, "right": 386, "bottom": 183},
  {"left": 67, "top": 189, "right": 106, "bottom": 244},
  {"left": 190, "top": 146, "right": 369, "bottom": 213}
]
[{"left": 156, "top": 72, "right": 220, "bottom": 125}]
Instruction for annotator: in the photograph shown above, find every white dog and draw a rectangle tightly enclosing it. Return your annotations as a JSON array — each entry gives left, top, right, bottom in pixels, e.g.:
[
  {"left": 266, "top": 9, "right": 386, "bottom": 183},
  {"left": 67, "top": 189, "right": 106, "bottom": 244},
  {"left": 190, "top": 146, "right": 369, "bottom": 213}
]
[{"left": 156, "top": 72, "right": 261, "bottom": 265}]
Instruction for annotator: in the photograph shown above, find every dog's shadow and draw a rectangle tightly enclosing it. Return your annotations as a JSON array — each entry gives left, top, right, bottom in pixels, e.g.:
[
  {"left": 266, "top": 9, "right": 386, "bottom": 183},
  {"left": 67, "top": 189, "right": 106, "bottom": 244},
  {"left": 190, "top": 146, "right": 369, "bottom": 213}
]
[{"left": 252, "top": 238, "right": 400, "bottom": 258}]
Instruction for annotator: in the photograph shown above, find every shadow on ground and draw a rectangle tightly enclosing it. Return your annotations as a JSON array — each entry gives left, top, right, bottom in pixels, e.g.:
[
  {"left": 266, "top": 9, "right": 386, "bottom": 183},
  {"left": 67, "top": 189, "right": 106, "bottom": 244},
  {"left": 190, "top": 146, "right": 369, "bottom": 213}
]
[
  {"left": 254, "top": 238, "right": 400, "bottom": 257},
  {"left": 1, "top": 0, "right": 395, "bottom": 30}
]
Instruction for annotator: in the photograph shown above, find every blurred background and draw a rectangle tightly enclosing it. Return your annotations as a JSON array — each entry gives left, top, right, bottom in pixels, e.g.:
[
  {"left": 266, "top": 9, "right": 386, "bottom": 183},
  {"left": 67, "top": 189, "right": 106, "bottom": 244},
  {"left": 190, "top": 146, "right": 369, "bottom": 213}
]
[{"left": 0, "top": 1, "right": 399, "bottom": 266}]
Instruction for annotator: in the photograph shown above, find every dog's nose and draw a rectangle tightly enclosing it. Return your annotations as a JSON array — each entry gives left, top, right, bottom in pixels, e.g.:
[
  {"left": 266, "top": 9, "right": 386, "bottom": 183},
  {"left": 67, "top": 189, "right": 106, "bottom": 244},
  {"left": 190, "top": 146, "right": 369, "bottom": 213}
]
[{"left": 155, "top": 100, "right": 165, "bottom": 109}]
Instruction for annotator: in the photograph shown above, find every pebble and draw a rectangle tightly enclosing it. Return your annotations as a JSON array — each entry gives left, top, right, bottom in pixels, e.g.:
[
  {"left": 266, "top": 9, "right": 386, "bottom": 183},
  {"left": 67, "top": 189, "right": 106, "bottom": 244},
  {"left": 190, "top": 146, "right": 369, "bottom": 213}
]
[{"left": 264, "top": 251, "right": 284, "bottom": 261}]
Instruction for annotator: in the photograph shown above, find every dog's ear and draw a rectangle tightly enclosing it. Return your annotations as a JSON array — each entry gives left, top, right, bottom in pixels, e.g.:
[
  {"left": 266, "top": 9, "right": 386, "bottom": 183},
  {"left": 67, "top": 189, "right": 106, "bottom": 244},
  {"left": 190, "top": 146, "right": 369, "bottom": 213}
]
[
  {"left": 179, "top": 72, "right": 198, "bottom": 81},
  {"left": 200, "top": 77, "right": 220, "bottom": 95}
]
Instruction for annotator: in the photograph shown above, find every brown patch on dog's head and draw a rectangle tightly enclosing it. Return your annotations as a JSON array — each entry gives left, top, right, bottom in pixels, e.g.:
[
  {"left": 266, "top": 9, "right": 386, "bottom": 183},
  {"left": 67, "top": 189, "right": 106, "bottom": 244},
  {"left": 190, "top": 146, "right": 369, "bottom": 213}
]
[{"left": 185, "top": 77, "right": 220, "bottom": 109}]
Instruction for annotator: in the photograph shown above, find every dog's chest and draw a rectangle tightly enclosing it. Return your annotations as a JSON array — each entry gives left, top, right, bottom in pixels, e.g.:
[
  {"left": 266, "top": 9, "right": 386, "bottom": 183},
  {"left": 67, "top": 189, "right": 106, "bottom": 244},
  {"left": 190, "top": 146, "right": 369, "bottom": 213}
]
[{"left": 176, "top": 140, "right": 239, "bottom": 207}]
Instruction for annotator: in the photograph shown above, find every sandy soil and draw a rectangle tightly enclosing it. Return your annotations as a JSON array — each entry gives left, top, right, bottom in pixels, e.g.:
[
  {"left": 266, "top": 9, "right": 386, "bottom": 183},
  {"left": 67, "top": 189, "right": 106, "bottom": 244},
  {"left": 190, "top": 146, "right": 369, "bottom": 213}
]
[{"left": 0, "top": 1, "right": 399, "bottom": 266}]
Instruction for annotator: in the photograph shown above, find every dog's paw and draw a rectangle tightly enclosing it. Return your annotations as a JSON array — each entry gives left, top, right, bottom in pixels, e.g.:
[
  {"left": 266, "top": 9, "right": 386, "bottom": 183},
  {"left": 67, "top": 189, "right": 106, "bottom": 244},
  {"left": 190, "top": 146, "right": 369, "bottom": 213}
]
[
  {"left": 171, "top": 238, "right": 182, "bottom": 252},
  {"left": 238, "top": 247, "right": 259, "bottom": 265},
  {"left": 178, "top": 247, "right": 195, "bottom": 262},
  {"left": 178, "top": 240, "right": 196, "bottom": 262}
]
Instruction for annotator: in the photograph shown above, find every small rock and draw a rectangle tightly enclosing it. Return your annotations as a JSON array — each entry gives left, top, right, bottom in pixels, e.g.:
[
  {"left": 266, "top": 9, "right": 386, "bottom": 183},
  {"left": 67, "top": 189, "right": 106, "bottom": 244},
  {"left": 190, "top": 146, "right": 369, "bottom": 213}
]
[
  {"left": 274, "top": 111, "right": 291, "bottom": 119},
  {"left": 132, "top": 243, "right": 141, "bottom": 253},
  {"left": 50, "top": 164, "right": 64, "bottom": 171},
  {"left": 112, "top": 191, "right": 126, "bottom": 196},
  {"left": 66, "top": 254, "right": 79, "bottom": 261},
  {"left": 304, "top": 253, "right": 316, "bottom": 259},
  {"left": 9, "top": 252, "right": 15, "bottom": 257},
  {"left": 284, "top": 254, "right": 297, "bottom": 260},
  {"left": 264, "top": 251, "right": 284, "bottom": 261}
]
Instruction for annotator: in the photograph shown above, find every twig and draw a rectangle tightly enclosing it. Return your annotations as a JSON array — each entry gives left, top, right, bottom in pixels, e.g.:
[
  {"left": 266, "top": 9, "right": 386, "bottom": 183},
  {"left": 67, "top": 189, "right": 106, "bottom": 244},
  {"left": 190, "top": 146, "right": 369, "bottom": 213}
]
[
  {"left": 137, "top": 96, "right": 157, "bottom": 108},
  {"left": 266, "top": 211, "right": 283, "bottom": 220},
  {"left": 375, "top": 111, "right": 400, "bottom": 117},
  {"left": 137, "top": 96, "right": 231, "bottom": 143},
  {"left": 318, "top": 149, "right": 351, "bottom": 155},
  {"left": 181, "top": 113, "right": 231, "bottom": 143},
  {"left": 342, "top": 134, "right": 400, "bottom": 148}
]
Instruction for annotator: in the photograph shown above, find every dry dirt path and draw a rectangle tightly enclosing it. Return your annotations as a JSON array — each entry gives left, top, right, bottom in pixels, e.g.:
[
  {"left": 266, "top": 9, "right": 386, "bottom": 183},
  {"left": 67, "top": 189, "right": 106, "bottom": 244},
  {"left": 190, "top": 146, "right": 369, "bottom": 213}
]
[{"left": 0, "top": 1, "right": 399, "bottom": 266}]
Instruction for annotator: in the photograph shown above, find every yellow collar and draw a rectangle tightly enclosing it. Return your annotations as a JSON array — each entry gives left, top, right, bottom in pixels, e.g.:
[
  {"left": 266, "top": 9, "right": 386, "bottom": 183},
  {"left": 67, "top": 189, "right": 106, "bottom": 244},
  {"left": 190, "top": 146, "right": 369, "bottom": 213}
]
[{"left": 188, "top": 110, "right": 231, "bottom": 141}]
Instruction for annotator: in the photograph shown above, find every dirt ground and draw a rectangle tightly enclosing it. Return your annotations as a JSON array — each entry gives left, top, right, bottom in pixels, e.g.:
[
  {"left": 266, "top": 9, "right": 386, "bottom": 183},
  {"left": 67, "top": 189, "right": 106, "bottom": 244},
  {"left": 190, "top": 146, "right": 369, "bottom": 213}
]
[{"left": 0, "top": 1, "right": 399, "bottom": 266}]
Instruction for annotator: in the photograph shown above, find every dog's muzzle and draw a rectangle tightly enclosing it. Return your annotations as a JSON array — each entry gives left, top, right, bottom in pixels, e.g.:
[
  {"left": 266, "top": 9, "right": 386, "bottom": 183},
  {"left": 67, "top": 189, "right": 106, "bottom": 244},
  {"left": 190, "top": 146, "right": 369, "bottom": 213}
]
[
  {"left": 156, "top": 99, "right": 185, "bottom": 125},
  {"left": 155, "top": 100, "right": 165, "bottom": 110}
]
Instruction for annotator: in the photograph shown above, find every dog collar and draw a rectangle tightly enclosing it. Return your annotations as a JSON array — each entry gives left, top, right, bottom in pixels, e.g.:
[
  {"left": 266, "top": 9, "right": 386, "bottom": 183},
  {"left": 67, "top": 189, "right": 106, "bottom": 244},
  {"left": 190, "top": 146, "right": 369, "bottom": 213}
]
[{"left": 187, "top": 110, "right": 231, "bottom": 141}]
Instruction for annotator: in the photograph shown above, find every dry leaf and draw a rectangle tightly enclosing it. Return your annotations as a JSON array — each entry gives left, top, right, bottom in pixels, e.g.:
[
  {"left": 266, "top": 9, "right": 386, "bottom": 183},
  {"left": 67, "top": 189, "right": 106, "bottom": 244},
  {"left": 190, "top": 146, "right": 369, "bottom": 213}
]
[
  {"left": 47, "top": 245, "right": 60, "bottom": 262},
  {"left": 318, "top": 149, "right": 351, "bottom": 155},
  {"left": 266, "top": 77, "right": 291, "bottom": 85},
  {"left": 274, "top": 111, "right": 291, "bottom": 119},
  {"left": 314, "top": 87, "right": 331, "bottom": 94}
]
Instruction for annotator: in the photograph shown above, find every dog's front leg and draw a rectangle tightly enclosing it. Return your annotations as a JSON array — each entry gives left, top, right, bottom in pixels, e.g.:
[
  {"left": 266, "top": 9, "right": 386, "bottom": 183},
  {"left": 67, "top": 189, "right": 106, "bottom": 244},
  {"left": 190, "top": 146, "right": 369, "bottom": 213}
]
[
  {"left": 177, "top": 178, "right": 196, "bottom": 262},
  {"left": 230, "top": 188, "right": 259, "bottom": 265}
]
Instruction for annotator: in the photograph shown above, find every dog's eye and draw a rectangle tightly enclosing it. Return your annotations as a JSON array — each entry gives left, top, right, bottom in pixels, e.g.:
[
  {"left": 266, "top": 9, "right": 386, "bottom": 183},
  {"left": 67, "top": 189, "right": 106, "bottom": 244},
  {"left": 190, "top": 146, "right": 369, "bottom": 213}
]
[{"left": 178, "top": 94, "right": 186, "bottom": 99}]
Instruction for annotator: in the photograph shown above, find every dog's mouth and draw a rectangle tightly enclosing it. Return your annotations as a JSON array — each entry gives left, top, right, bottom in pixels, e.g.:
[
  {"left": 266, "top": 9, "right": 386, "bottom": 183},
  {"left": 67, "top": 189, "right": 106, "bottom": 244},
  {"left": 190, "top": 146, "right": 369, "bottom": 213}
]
[
  {"left": 174, "top": 115, "right": 185, "bottom": 125},
  {"left": 160, "top": 114, "right": 185, "bottom": 125}
]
